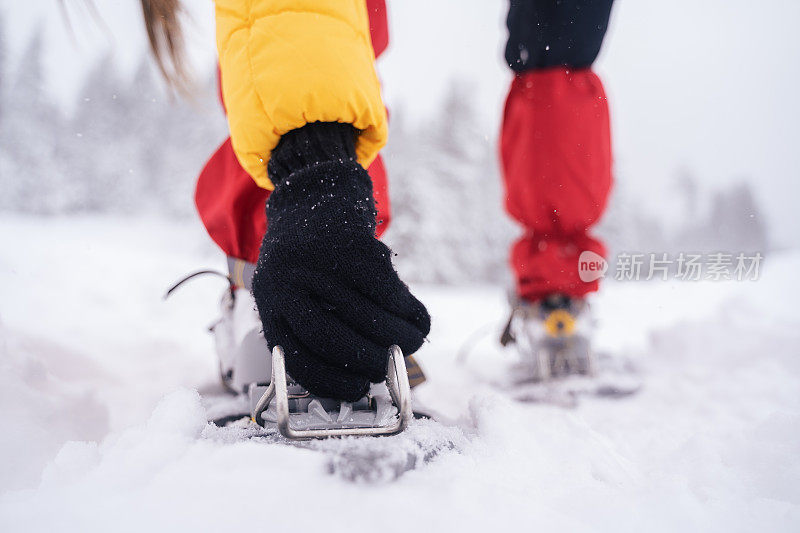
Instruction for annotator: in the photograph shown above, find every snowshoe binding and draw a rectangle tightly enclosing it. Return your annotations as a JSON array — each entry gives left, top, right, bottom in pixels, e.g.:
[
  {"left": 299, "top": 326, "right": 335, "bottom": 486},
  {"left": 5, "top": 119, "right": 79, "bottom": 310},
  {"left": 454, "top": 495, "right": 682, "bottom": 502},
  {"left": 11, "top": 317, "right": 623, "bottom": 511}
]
[
  {"left": 166, "top": 268, "right": 416, "bottom": 440},
  {"left": 249, "top": 344, "right": 412, "bottom": 439},
  {"left": 500, "top": 293, "right": 640, "bottom": 406}
]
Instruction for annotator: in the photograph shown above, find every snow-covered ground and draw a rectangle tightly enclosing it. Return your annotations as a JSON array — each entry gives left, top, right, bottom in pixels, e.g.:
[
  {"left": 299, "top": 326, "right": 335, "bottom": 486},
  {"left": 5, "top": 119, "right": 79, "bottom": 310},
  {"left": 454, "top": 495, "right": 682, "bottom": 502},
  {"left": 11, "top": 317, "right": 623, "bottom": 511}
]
[{"left": 1, "top": 215, "right": 798, "bottom": 532}]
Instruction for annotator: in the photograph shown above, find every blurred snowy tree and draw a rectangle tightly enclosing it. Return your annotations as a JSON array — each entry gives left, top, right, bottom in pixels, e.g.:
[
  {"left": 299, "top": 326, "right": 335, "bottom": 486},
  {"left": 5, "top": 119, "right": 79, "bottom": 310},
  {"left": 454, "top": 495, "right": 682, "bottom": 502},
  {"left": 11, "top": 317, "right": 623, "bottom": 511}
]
[
  {"left": 699, "top": 183, "right": 768, "bottom": 252},
  {"left": 121, "top": 58, "right": 171, "bottom": 206},
  {"left": 0, "top": 41, "right": 771, "bottom": 283},
  {"left": 61, "top": 53, "right": 128, "bottom": 211},
  {"left": 0, "top": 24, "right": 65, "bottom": 213},
  {"left": 383, "top": 80, "right": 515, "bottom": 284},
  {"left": 150, "top": 72, "right": 227, "bottom": 216},
  {"left": 599, "top": 169, "right": 770, "bottom": 278},
  {"left": 0, "top": 10, "right": 5, "bottom": 123}
]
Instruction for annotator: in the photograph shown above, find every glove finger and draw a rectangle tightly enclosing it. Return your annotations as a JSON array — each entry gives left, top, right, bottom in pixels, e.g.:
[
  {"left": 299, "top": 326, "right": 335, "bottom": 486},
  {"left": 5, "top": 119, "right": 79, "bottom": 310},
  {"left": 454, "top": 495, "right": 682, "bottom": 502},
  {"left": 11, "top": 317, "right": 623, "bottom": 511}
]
[
  {"left": 346, "top": 240, "right": 431, "bottom": 332},
  {"left": 267, "top": 313, "right": 371, "bottom": 402},
  {"left": 278, "top": 292, "right": 389, "bottom": 382},
  {"left": 288, "top": 271, "right": 429, "bottom": 356},
  {"left": 290, "top": 259, "right": 431, "bottom": 339},
  {"left": 279, "top": 236, "right": 430, "bottom": 334}
]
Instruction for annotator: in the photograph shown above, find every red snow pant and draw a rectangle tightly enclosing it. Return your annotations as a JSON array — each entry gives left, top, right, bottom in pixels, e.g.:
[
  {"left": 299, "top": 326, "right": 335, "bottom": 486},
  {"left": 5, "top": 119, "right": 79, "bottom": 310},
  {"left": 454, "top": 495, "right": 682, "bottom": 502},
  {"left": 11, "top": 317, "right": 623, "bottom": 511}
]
[
  {"left": 501, "top": 68, "right": 612, "bottom": 301},
  {"left": 501, "top": 0, "right": 614, "bottom": 301}
]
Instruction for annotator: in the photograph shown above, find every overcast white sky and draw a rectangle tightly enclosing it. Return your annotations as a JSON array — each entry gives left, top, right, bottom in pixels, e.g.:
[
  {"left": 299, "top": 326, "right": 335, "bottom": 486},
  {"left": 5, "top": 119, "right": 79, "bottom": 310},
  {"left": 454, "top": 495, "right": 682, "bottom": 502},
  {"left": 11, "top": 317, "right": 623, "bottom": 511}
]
[{"left": 3, "top": 0, "right": 799, "bottom": 248}]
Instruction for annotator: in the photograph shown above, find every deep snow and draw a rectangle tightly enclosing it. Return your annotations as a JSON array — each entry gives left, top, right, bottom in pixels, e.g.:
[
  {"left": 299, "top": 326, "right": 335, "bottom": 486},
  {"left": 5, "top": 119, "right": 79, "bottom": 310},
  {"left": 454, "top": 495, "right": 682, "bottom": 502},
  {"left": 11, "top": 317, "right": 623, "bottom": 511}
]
[{"left": 0, "top": 215, "right": 798, "bottom": 532}]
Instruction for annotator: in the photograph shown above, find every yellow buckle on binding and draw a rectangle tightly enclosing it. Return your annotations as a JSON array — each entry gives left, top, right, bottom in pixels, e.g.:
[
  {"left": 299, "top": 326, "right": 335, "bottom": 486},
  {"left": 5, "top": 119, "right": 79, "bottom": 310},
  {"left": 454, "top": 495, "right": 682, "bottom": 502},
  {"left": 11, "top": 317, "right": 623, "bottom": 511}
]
[{"left": 543, "top": 309, "right": 576, "bottom": 338}]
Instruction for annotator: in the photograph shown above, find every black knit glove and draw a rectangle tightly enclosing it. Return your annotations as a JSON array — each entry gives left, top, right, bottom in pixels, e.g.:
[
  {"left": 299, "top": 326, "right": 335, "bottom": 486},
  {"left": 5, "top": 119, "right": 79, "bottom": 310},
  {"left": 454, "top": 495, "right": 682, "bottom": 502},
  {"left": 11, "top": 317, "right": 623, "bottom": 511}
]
[{"left": 252, "top": 122, "right": 431, "bottom": 401}]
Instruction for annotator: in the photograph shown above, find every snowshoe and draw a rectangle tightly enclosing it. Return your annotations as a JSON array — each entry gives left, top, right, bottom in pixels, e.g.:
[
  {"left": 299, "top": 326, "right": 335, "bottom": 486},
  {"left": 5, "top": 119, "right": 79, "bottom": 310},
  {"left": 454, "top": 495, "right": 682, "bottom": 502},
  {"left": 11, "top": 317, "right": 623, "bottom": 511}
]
[
  {"left": 249, "top": 344, "right": 412, "bottom": 439},
  {"left": 499, "top": 293, "right": 641, "bottom": 406},
  {"left": 166, "top": 268, "right": 419, "bottom": 440}
]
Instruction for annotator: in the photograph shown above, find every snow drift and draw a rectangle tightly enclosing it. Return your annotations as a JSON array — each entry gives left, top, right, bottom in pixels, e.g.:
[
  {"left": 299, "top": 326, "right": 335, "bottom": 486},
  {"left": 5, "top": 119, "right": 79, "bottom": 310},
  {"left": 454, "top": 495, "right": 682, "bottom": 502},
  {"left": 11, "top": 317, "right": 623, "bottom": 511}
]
[{"left": 1, "top": 216, "right": 798, "bottom": 532}]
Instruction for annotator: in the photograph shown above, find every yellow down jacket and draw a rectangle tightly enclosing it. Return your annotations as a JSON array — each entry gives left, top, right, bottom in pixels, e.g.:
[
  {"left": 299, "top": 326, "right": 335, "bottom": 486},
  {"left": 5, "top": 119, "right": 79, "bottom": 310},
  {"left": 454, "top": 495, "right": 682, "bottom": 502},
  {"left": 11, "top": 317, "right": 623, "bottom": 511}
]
[{"left": 215, "top": 0, "right": 387, "bottom": 190}]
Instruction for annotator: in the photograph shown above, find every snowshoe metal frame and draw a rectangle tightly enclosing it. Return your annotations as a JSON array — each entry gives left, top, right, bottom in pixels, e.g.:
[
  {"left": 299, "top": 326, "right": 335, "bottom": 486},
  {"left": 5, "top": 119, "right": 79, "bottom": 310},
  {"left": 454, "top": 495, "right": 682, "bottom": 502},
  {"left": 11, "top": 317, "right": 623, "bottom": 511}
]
[{"left": 252, "top": 345, "right": 413, "bottom": 440}]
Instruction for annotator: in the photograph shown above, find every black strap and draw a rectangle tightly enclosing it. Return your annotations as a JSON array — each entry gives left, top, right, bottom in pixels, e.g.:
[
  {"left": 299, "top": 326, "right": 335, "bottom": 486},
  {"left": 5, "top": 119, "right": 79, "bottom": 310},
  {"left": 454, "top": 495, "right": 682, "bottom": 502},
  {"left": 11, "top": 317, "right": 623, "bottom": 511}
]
[{"left": 163, "top": 270, "right": 234, "bottom": 300}]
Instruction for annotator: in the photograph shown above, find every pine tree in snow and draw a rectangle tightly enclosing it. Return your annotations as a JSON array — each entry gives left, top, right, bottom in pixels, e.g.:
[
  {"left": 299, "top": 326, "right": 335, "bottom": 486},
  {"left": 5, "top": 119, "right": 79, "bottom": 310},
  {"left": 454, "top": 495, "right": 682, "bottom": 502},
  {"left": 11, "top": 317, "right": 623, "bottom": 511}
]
[
  {"left": 706, "top": 183, "right": 769, "bottom": 253},
  {"left": 0, "top": 10, "right": 9, "bottom": 196},
  {"left": 0, "top": 10, "right": 6, "bottom": 124},
  {"left": 383, "top": 81, "right": 514, "bottom": 284},
  {"left": 1, "top": 24, "right": 65, "bottom": 213},
  {"left": 61, "top": 53, "right": 126, "bottom": 211}
]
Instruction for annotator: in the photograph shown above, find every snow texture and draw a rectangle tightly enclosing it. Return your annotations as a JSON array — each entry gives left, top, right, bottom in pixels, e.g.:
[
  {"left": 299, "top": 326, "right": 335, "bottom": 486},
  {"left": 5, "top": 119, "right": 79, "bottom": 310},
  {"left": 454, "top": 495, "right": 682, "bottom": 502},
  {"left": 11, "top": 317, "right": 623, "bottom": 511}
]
[{"left": 0, "top": 216, "right": 798, "bottom": 532}]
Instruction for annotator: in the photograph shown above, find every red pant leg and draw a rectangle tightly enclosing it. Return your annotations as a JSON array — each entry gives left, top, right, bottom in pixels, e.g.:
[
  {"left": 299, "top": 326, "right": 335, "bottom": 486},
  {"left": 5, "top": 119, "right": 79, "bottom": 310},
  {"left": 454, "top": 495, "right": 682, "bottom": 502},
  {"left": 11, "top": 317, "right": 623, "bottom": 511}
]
[
  {"left": 195, "top": 138, "right": 268, "bottom": 264},
  {"left": 500, "top": 67, "right": 612, "bottom": 301},
  {"left": 195, "top": 0, "right": 391, "bottom": 271}
]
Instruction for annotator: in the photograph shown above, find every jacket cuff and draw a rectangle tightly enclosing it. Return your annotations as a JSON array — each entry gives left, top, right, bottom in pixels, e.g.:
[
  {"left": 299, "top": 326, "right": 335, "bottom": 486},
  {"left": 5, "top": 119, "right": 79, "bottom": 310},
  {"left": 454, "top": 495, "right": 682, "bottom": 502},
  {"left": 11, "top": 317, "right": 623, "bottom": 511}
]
[{"left": 267, "top": 122, "right": 358, "bottom": 188}]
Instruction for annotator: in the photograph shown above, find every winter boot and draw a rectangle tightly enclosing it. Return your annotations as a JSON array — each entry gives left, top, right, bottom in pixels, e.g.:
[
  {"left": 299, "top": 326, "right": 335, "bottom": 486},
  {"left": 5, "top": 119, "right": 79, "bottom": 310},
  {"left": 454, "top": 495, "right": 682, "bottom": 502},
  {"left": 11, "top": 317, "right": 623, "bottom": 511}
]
[{"left": 500, "top": 293, "right": 594, "bottom": 384}]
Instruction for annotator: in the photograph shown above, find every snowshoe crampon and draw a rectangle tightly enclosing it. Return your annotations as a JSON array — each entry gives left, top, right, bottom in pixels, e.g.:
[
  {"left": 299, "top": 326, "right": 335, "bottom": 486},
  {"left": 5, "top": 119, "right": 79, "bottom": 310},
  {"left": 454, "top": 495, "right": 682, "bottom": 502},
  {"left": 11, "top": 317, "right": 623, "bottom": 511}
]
[
  {"left": 504, "top": 297, "right": 642, "bottom": 406},
  {"left": 460, "top": 293, "right": 642, "bottom": 407},
  {"left": 245, "top": 345, "right": 413, "bottom": 440}
]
